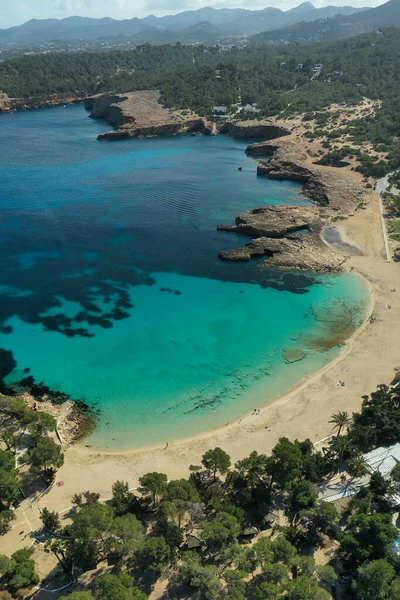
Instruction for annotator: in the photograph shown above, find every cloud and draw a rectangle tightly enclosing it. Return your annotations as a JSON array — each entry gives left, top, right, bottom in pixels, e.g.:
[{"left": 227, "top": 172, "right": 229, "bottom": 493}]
[
  {"left": 144, "top": 0, "right": 204, "bottom": 11},
  {"left": 0, "top": 0, "right": 384, "bottom": 27}
]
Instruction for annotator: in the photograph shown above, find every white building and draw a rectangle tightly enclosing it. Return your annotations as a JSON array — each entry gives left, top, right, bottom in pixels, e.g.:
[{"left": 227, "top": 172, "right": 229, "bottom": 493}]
[
  {"left": 214, "top": 105, "right": 227, "bottom": 115},
  {"left": 318, "top": 443, "right": 400, "bottom": 504},
  {"left": 243, "top": 104, "right": 261, "bottom": 115}
]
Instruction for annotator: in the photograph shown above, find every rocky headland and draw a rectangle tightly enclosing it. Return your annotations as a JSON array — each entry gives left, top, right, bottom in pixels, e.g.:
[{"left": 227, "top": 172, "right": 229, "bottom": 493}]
[
  {"left": 218, "top": 137, "right": 369, "bottom": 272},
  {"left": 0, "top": 92, "right": 84, "bottom": 112},
  {"left": 220, "top": 120, "right": 291, "bottom": 140},
  {"left": 85, "top": 90, "right": 216, "bottom": 140}
]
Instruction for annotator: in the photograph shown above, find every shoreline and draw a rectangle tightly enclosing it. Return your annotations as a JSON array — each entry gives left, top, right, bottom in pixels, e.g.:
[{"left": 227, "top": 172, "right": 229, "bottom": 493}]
[
  {"left": 2, "top": 105, "right": 400, "bottom": 556},
  {"left": 87, "top": 268, "right": 372, "bottom": 455}
]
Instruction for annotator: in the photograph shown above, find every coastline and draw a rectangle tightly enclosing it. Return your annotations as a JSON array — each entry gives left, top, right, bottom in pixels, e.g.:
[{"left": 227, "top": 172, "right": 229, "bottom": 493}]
[
  {"left": 2, "top": 103, "right": 400, "bottom": 556},
  {"left": 81, "top": 267, "right": 373, "bottom": 456}
]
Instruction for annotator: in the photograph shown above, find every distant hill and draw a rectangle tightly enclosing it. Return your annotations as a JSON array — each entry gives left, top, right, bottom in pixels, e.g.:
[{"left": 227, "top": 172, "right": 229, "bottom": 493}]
[
  {"left": 252, "top": 0, "right": 399, "bottom": 44},
  {"left": 0, "top": 3, "right": 368, "bottom": 47}
]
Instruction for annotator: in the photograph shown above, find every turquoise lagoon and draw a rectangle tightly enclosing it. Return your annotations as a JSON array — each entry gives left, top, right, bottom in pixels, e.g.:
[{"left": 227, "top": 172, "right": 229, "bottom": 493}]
[{"left": 0, "top": 105, "right": 368, "bottom": 449}]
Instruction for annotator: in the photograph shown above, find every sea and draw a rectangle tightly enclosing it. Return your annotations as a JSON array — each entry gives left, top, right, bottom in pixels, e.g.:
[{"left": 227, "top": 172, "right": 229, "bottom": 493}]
[{"left": 0, "top": 104, "right": 368, "bottom": 449}]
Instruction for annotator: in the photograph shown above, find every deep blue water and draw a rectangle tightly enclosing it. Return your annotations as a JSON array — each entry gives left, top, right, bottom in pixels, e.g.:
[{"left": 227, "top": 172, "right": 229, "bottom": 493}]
[{"left": 0, "top": 105, "right": 368, "bottom": 448}]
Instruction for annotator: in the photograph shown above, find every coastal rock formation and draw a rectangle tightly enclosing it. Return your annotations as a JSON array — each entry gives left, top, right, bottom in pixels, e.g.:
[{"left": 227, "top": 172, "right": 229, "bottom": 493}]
[
  {"left": 218, "top": 206, "right": 346, "bottom": 272},
  {"left": 220, "top": 120, "right": 291, "bottom": 140},
  {"left": 86, "top": 90, "right": 213, "bottom": 140},
  {"left": 248, "top": 139, "right": 365, "bottom": 212},
  {"left": 0, "top": 93, "right": 83, "bottom": 112}
]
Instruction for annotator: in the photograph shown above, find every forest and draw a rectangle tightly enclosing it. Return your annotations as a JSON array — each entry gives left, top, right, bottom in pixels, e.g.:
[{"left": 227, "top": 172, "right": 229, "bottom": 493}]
[
  {"left": 1, "top": 28, "right": 400, "bottom": 171},
  {"left": 2, "top": 384, "right": 400, "bottom": 599}
]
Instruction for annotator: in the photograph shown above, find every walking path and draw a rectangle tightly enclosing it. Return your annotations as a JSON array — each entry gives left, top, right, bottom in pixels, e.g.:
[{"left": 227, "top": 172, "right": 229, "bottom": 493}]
[{"left": 376, "top": 174, "right": 392, "bottom": 262}]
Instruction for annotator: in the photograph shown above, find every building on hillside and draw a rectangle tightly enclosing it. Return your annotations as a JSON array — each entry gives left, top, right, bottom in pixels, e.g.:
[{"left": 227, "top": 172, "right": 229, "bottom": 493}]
[
  {"left": 313, "top": 64, "right": 323, "bottom": 73},
  {"left": 214, "top": 105, "right": 227, "bottom": 115},
  {"left": 318, "top": 442, "right": 400, "bottom": 504},
  {"left": 186, "top": 533, "right": 204, "bottom": 549},
  {"left": 243, "top": 104, "right": 261, "bottom": 115},
  {"left": 241, "top": 526, "right": 260, "bottom": 538},
  {"left": 363, "top": 443, "right": 400, "bottom": 478}
]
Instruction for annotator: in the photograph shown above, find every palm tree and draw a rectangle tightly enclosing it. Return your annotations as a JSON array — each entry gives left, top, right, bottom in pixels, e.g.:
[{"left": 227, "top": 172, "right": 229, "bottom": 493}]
[
  {"left": 348, "top": 455, "right": 368, "bottom": 478},
  {"left": 328, "top": 435, "right": 353, "bottom": 462},
  {"left": 329, "top": 411, "right": 352, "bottom": 436}
]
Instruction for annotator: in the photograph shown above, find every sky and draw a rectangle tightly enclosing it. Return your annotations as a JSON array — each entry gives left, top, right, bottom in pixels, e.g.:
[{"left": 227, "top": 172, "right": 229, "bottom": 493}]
[{"left": 0, "top": 0, "right": 383, "bottom": 29}]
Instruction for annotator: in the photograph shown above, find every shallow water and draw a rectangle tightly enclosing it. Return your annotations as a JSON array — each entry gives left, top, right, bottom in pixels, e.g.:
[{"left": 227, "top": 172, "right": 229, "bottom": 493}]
[{"left": 0, "top": 105, "right": 368, "bottom": 449}]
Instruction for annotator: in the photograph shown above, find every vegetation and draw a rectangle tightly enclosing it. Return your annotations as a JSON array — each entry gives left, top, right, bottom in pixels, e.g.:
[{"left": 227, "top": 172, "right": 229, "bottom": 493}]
[
  {"left": 2, "top": 380, "right": 400, "bottom": 599},
  {"left": 1, "top": 28, "right": 400, "bottom": 172}
]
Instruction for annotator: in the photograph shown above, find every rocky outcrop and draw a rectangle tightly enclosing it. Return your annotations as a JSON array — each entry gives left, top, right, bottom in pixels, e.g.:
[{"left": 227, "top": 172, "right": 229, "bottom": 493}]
[
  {"left": 218, "top": 133, "right": 370, "bottom": 272},
  {"left": 248, "top": 139, "right": 365, "bottom": 212},
  {"left": 218, "top": 205, "right": 319, "bottom": 238},
  {"left": 97, "top": 118, "right": 208, "bottom": 141},
  {"left": 220, "top": 120, "right": 291, "bottom": 140},
  {"left": 0, "top": 93, "right": 84, "bottom": 112},
  {"left": 218, "top": 206, "right": 346, "bottom": 272},
  {"left": 86, "top": 90, "right": 213, "bottom": 140}
]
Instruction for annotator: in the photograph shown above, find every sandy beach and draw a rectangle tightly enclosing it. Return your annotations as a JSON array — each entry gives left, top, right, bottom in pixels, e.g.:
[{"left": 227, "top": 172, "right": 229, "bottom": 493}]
[
  {"left": 23, "top": 194, "right": 400, "bottom": 499},
  {"left": 4, "top": 170, "right": 400, "bottom": 562}
]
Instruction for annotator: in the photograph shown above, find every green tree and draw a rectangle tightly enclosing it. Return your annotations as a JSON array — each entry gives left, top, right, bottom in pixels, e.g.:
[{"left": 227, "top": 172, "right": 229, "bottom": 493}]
[
  {"left": 6, "top": 548, "right": 40, "bottom": 593},
  {"left": 329, "top": 411, "right": 351, "bottom": 436},
  {"left": 299, "top": 501, "right": 338, "bottom": 547},
  {"left": 266, "top": 438, "right": 303, "bottom": 491},
  {"left": 110, "top": 480, "right": 137, "bottom": 516},
  {"left": 94, "top": 573, "right": 146, "bottom": 600},
  {"left": 202, "top": 512, "right": 242, "bottom": 552},
  {"left": 136, "top": 537, "right": 170, "bottom": 573},
  {"left": 0, "top": 432, "right": 21, "bottom": 453},
  {"left": 109, "top": 513, "right": 144, "bottom": 557},
  {"left": 0, "top": 449, "right": 20, "bottom": 507},
  {"left": 262, "top": 562, "right": 288, "bottom": 586},
  {"left": 44, "top": 538, "right": 69, "bottom": 571},
  {"left": 138, "top": 472, "right": 167, "bottom": 507},
  {"left": 348, "top": 454, "right": 368, "bottom": 478},
  {"left": 0, "top": 509, "right": 16, "bottom": 534},
  {"left": 290, "top": 480, "right": 317, "bottom": 512},
  {"left": 253, "top": 582, "right": 282, "bottom": 600},
  {"left": 27, "top": 411, "right": 56, "bottom": 436},
  {"left": 64, "top": 593, "right": 95, "bottom": 600},
  {"left": 389, "top": 578, "right": 400, "bottom": 600},
  {"left": 179, "top": 559, "right": 222, "bottom": 600},
  {"left": 26, "top": 436, "right": 64, "bottom": 481},
  {"left": 287, "top": 577, "right": 330, "bottom": 600},
  {"left": 201, "top": 448, "right": 231, "bottom": 481},
  {"left": 83, "top": 491, "right": 101, "bottom": 505},
  {"left": 41, "top": 507, "right": 61, "bottom": 532},
  {"left": 270, "top": 536, "right": 297, "bottom": 565},
  {"left": 224, "top": 569, "right": 247, "bottom": 600},
  {"left": 164, "top": 478, "right": 200, "bottom": 503},
  {"left": 68, "top": 503, "right": 114, "bottom": 569},
  {"left": 354, "top": 559, "right": 395, "bottom": 600},
  {"left": 339, "top": 512, "right": 398, "bottom": 568}
]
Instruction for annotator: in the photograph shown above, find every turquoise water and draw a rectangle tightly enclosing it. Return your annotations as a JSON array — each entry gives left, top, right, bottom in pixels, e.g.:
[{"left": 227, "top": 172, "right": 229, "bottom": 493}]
[{"left": 0, "top": 105, "right": 368, "bottom": 449}]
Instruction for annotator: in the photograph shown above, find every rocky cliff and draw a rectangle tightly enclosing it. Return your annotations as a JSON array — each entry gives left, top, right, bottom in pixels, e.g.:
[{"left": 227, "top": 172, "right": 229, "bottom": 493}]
[
  {"left": 86, "top": 90, "right": 214, "bottom": 140},
  {"left": 0, "top": 93, "right": 83, "bottom": 112},
  {"left": 248, "top": 139, "right": 365, "bottom": 212},
  {"left": 218, "top": 206, "right": 345, "bottom": 272},
  {"left": 218, "top": 136, "right": 369, "bottom": 272},
  {"left": 220, "top": 120, "right": 291, "bottom": 140}
]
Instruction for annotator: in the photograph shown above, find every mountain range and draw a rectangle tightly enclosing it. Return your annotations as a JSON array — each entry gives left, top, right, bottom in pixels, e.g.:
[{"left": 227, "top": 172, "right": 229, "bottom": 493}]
[
  {"left": 252, "top": 0, "right": 399, "bottom": 44},
  {"left": 0, "top": 3, "right": 368, "bottom": 46}
]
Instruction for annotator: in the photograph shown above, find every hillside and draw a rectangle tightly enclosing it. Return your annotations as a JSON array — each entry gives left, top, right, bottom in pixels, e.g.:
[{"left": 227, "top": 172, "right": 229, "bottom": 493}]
[
  {"left": 252, "top": 0, "right": 399, "bottom": 44},
  {"left": 0, "top": 3, "right": 367, "bottom": 47}
]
